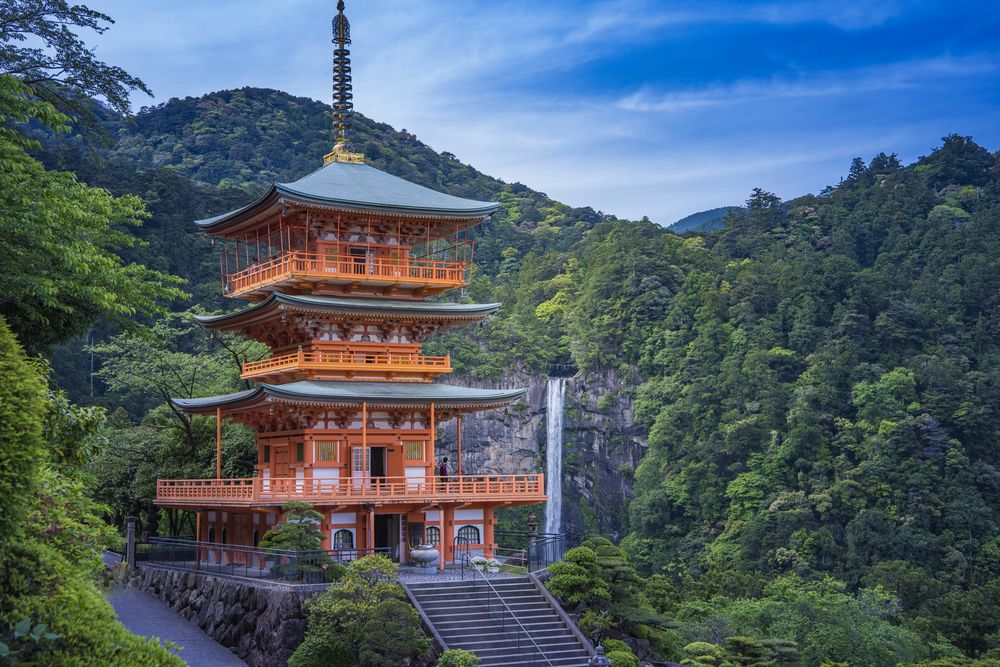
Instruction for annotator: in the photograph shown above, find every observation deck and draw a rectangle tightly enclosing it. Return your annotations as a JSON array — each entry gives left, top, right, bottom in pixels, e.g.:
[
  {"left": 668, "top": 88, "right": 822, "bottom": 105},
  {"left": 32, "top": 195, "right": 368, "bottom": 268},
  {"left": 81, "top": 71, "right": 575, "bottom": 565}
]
[
  {"left": 224, "top": 251, "right": 467, "bottom": 300},
  {"left": 240, "top": 348, "right": 452, "bottom": 382}
]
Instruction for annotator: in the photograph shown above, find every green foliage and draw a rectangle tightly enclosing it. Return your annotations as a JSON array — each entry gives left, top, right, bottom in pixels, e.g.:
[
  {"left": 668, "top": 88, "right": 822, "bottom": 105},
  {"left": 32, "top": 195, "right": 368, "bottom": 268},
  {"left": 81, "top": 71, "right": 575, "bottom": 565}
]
[
  {"left": 603, "top": 639, "right": 640, "bottom": 667},
  {"left": 0, "top": 75, "right": 185, "bottom": 353},
  {"left": 289, "top": 555, "right": 428, "bottom": 667},
  {"left": 0, "top": 316, "right": 46, "bottom": 544},
  {"left": 436, "top": 648, "right": 480, "bottom": 667},
  {"left": 259, "top": 501, "right": 325, "bottom": 551},
  {"left": 0, "top": 316, "right": 179, "bottom": 666}
]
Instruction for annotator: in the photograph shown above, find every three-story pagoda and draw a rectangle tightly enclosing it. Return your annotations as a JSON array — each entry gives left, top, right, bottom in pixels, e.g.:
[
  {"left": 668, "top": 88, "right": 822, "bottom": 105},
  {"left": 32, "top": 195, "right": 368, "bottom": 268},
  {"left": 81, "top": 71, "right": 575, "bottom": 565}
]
[{"left": 154, "top": 1, "right": 545, "bottom": 569}]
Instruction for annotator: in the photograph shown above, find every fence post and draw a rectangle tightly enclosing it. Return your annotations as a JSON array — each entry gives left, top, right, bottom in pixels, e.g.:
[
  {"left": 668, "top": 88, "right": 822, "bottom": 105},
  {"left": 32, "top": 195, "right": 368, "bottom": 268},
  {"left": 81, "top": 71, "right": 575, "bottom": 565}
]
[{"left": 125, "top": 516, "right": 137, "bottom": 569}]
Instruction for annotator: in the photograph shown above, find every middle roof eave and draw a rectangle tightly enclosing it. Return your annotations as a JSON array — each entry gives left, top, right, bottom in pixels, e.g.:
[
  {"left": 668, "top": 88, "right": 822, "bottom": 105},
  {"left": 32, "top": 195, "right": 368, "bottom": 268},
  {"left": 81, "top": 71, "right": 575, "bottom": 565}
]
[{"left": 194, "top": 293, "right": 502, "bottom": 329}]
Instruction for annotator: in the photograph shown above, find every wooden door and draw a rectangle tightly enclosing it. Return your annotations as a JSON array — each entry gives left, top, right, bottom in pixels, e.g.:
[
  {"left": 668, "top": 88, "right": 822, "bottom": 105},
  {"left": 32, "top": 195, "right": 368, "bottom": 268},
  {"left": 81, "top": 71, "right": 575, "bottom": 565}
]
[{"left": 273, "top": 446, "right": 290, "bottom": 493}]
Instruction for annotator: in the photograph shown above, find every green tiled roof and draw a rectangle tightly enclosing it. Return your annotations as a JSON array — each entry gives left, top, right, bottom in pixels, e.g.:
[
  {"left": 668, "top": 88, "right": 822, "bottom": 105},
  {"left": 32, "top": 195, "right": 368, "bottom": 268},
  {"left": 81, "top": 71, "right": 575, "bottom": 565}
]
[
  {"left": 172, "top": 381, "right": 526, "bottom": 413},
  {"left": 195, "top": 293, "right": 501, "bottom": 329},
  {"left": 196, "top": 161, "right": 499, "bottom": 231}
]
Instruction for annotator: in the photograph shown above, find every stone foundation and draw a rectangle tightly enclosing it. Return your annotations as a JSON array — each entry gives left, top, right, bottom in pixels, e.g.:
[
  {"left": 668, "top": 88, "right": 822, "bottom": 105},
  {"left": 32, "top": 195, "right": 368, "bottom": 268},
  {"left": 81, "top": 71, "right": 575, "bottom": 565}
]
[{"left": 130, "top": 566, "right": 326, "bottom": 666}]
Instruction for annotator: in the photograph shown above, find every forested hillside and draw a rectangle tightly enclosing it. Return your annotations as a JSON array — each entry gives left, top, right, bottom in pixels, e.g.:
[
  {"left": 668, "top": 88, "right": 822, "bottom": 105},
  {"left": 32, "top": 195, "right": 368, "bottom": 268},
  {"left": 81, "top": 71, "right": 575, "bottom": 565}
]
[
  {"left": 668, "top": 205, "right": 744, "bottom": 233},
  {"left": 28, "top": 86, "right": 1000, "bottom": 665}
]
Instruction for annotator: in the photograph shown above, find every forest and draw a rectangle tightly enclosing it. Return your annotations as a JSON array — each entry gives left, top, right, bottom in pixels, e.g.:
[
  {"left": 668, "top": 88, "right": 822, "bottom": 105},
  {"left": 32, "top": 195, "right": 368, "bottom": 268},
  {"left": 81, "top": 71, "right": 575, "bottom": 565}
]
[{"left": 3, "top": 2, "right": 1000, "bottom": 665}]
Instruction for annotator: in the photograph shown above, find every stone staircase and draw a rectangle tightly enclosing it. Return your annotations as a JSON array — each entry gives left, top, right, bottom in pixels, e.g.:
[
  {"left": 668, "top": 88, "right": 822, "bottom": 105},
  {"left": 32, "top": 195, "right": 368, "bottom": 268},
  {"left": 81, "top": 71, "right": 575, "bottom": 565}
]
[{"left": 405, "top": 576, "right": 592, "bottom": 667}]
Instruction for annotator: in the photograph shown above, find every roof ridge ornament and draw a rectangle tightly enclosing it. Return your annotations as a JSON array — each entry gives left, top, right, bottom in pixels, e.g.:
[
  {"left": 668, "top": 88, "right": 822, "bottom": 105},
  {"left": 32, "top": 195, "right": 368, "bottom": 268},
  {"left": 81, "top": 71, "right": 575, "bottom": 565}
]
[{"left": 324, "top": 0, "right": 365, "bottom": 165}]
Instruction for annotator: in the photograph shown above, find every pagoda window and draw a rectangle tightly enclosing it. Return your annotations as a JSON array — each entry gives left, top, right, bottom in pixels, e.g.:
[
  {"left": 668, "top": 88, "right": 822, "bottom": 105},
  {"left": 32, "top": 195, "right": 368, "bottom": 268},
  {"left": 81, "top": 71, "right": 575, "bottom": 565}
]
[
  {"left": 457, "top": 525, "right": 480, "bottom": 544},
  {"left": 404, "top": 441, "right": 424, "bottom": 461},
  {"left": 253, "top": 530, "right": 260, "bottom": 548},
  {"left": 425, "top": 526, "right": 440, "bottom": 547},
  {"left": 333, "top": 529, "right": 354, "bottom": 550},
  {"left": 221, "top": 528, "right": 228, "bottom": 544},
  {"left": 295, "top": 442, "right": 305, "bottom": 462},
  {"left": 317, "top": 441, "right": 339, "bottom": 462},
  {"left": 208, "top": 527, "right": 216, "bottom": 543},
  {"left": 263, "top": 445, "right": 271, "bottom": 463}
]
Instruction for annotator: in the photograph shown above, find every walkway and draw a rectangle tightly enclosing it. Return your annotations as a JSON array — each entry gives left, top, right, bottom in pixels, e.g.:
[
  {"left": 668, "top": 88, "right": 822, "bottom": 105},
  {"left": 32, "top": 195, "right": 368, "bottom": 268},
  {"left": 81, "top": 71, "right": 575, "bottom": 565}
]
[{"left": 106, "top": 586, "right": 245, "bottom": 667}]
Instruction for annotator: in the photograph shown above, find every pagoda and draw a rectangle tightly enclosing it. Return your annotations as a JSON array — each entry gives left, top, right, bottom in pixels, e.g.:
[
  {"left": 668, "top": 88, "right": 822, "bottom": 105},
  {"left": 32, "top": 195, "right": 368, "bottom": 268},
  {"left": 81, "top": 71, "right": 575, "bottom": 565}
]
[{"left": 154, "top": 1, "right": 545, "bottom": 569}]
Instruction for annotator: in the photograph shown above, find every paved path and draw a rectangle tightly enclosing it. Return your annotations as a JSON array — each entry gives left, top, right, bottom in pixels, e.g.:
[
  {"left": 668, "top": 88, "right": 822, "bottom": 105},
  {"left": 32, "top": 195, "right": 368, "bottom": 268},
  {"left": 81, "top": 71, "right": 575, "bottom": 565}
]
[{"left": 106, "top": 587, "right": 245, "bottom": 667}]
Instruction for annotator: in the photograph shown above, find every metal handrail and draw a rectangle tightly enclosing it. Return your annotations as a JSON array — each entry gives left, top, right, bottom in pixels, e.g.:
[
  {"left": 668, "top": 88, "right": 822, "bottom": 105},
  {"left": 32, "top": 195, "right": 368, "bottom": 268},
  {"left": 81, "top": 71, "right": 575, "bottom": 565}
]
[{"left": 469, "top": 566, "right": 554, "bottom": 666}]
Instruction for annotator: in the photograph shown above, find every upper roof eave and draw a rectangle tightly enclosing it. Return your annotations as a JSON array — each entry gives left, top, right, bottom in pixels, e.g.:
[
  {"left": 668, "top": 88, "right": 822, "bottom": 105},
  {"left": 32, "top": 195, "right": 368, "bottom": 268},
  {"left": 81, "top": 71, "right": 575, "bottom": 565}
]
[{"left": 194, "top": 162, "right": 500, "bottom": 235}]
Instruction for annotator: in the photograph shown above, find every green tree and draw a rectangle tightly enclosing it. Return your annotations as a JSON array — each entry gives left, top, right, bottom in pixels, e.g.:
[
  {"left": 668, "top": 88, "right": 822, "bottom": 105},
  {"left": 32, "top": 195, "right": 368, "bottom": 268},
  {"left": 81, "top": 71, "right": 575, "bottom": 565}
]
[{"left": 0, "top": 75, "right": 185, "bottom": 352}]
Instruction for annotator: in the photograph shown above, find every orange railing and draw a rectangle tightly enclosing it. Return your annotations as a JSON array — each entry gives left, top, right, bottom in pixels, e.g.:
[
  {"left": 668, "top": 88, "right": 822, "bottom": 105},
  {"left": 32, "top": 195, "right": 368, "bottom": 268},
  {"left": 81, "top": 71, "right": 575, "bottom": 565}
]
[
  {"left": 224, "top": 251, "right": 467, "bottom": 297},
  {"left": 156, "top": 474, "right": 546, "bottom": 507},
  {"left": 241, "top": 349, "right": 452, "bottom": 379}
]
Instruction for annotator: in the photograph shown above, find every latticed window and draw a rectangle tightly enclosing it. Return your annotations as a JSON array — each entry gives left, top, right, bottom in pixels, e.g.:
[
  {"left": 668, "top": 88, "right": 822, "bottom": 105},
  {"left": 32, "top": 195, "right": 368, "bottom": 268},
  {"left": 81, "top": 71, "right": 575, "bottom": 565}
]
[
  {"left": 263, "top": 445, "right": 270, "bottom": 463},
  {"left": 425, "top": 526, "right": 440, "bottom": 546},
  {"left": 295, "top": 442, "right": 305, "bottom": 462},
  {"left": 404, "top": 440, "right": 424, "bottom": 461},
  {"left": 352, "top": 447, "right": 365, "bottom": 474},
  {"left": 317, "top": 441, "right": 338, "bottom": 462},
  {"left": 457, "top": 525, "right": 480, "bottom": 544},
  {"left": 333, "top": 529, "right": 354, "bottom": 549}
]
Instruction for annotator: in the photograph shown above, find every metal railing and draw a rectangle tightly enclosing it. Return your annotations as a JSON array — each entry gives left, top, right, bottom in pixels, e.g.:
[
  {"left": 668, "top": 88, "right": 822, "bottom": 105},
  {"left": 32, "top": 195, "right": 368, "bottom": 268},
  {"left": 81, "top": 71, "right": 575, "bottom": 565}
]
[
  {"left": 241, "top": 348, "right": 451, "bottom": 379},
  {"left": 468, "top": 564, "right": 554, "bottom": 666},
  {"left": 143, "top": 536, "right": 389, "bottom": 584},
  {"left": 224, "top": 250, "right": 467, "bottom": 297},
  {"left": 495, "top": 530, "right": 568, "bottom": 572},
  {"left": 156, "top": 474, "right": 546, "bottom": 507}
]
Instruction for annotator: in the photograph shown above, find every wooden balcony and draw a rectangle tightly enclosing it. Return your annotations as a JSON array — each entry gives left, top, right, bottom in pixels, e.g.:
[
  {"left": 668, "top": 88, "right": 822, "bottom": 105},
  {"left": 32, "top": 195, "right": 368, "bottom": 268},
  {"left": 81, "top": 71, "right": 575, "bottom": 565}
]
[
  {"left": 155, "top": 474, "right": 546, "bottom": 508},
  {"left": 241, "top": 349, "right": 452, "bottom": 382},
  {"left": 224, "top": 251, "right": 467, "bottom": 299}
]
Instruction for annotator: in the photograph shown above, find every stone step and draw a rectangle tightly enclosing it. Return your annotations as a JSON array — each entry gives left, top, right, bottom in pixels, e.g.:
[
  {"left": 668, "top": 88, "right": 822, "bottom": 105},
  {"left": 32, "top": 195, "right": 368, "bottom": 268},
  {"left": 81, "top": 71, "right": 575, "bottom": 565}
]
[
  {"left": 423, "top": 600, "right": 551, "bottom": 614},
  {"left": 454, "top": 643, "right": 585, "bottom": 659},
  {"left": 428, "top": 609, "right": 559, "bottom": 628},
  {"left": 442, "top": 620, "right": 569, "bottom": 639},
  {"left": 449, "top": 634, "right": 582, "bottom": 650},
  {"left": 413, "top": 587, "right": 540, "bottom": 602},
  {"left": 477, "top": 650, "right": 590, "bottom": 667}
]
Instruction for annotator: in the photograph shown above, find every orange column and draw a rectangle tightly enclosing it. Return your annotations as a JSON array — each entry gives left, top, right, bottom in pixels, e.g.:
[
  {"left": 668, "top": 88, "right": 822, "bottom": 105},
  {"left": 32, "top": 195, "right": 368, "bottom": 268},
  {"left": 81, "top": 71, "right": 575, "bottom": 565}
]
[
  {"left": 484, "top": 506, "right": 495, "bottom": 559},
  {"left": 456, "top": 415, "right": 462, "bottom": 476},
  {"left": 367, "top": 507, "right": 375, "bottom": 551},
  {"left": 438, "top": 506, "right": 446, "bottom": 571},
  {"left": 215, "top": 407, "right": 222, "bottom": 480},
  {"left": 429, "top": 402, "right": 436, "bottom": 473},
  {"left": 362, "top": 401, "right": 368, "bottom": 484}
]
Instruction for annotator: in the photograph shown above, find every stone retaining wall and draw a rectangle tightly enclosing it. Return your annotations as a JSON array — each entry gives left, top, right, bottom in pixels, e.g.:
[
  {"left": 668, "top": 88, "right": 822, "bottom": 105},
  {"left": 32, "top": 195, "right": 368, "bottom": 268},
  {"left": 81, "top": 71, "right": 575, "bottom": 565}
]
[{"left": 130, "top": 566, "right": 326, "bottom": 666}]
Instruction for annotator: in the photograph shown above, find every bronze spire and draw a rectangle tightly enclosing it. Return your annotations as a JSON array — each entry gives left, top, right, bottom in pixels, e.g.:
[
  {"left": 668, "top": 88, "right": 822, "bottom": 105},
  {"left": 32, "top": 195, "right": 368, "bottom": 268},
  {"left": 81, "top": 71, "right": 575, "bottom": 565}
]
[{"left": 325, "top": 0, "right": 364, "bottom": 164}]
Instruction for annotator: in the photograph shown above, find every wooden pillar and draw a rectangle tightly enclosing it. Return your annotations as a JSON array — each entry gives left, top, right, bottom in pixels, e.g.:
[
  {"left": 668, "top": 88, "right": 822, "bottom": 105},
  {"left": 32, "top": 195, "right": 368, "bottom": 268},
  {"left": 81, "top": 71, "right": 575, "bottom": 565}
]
[
  {"left": 456, "top": 414, "right": 462, "bottom": 476},
  {"left": 195, "top": 510, "right": 201, "bottom": 570},
  {"left": 367, "top": 507, "right": 375, "bottom": 551},
  {"left": 484, "top": 506, "right": 495, "bottom": 559},
  {"left": 216, "top": 407, "right": 222, "bottom": 480},
  {"left": 362, "top": 401, "right": 368, "bottom": 485},
  {"left": 429, "top": 402, "right": 436, "bottom": 472},
  {"left": 438, "top": 505, "right": 447, "bottom": 571}
]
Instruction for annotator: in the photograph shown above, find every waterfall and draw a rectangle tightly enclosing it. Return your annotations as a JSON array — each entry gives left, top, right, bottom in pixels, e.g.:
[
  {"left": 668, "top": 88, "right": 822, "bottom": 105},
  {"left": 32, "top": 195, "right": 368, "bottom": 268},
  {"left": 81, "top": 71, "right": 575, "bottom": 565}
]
[{"left": 544, "top": 377, "right": 567, "bottom": 534}]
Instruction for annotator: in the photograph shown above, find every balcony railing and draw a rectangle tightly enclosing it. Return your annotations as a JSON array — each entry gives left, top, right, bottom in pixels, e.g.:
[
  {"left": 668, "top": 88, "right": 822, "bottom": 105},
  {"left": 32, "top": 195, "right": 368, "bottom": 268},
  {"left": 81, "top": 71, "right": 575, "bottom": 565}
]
[
  {"left": 224, "top": 251, "right": 467, "bottom": 298},
  {"left": 156, "top": 474, "right": 546, "bottom": 507},
  {"left": 241, "top": 349, "right": 452, "bottom": 380}
]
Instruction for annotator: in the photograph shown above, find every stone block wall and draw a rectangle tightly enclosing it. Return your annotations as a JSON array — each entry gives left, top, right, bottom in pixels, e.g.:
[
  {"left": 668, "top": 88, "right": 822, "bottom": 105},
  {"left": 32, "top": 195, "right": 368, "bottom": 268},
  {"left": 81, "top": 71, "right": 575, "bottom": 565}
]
[{"left": 131, "top": 566, "right": 325, "bottom": 667}]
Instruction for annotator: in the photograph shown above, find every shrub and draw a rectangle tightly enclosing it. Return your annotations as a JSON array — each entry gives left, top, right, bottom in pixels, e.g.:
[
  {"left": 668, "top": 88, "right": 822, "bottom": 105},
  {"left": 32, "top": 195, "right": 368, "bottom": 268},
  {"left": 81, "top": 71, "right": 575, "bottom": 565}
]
[{"left": 437, "top": 648, "right": 481, "bottom": 666}]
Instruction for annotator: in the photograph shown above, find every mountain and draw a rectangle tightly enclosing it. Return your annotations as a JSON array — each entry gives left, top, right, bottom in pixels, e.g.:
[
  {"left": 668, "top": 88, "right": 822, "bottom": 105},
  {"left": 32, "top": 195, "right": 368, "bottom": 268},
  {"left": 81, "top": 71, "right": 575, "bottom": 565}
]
[{"left": 667, "top": 205, "right": 744, "bottom": 233}]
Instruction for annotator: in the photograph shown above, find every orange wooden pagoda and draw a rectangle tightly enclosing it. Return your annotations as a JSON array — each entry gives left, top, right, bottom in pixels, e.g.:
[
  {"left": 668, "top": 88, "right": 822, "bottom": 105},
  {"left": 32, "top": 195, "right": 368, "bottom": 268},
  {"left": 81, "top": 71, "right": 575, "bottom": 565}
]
[{"left": 153, "top": 1, "right": 544, "bottom": 569}]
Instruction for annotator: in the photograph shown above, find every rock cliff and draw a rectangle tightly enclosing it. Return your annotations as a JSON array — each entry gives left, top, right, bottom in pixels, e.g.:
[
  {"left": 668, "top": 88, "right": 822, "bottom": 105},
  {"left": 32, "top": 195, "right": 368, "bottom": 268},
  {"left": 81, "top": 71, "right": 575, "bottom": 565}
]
[{"left": 437, "top": 368, "right": 647, "bottom": 540}]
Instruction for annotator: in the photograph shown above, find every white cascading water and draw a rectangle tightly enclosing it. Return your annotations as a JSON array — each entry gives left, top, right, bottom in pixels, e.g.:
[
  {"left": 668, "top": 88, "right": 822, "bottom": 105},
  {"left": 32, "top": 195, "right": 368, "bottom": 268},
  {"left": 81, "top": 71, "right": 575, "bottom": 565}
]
[{"left": 544, "top": 377, "right": 567, "bottom": 534}]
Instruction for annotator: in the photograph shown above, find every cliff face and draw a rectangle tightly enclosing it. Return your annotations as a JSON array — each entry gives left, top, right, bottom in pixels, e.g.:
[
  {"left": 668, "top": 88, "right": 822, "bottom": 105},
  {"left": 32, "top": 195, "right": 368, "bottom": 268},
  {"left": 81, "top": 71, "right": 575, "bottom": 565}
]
[{"left": 437, "top": 368, "right": 647, "bottom": 540}]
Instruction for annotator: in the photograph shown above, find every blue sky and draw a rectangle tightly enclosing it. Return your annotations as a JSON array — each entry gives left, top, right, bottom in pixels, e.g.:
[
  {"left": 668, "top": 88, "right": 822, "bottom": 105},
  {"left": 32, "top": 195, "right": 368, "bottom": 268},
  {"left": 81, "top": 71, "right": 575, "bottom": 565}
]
[{"left": 86, "top": 0, "right": 1000, "bottom": 224}]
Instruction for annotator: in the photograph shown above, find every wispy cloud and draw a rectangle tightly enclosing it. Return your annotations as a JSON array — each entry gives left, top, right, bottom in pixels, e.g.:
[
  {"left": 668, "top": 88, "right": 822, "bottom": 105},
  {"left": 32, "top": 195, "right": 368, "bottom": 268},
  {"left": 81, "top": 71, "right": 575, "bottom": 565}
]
[{"left": 618, "top": 54, "right": 1000, "bottom": 113}]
